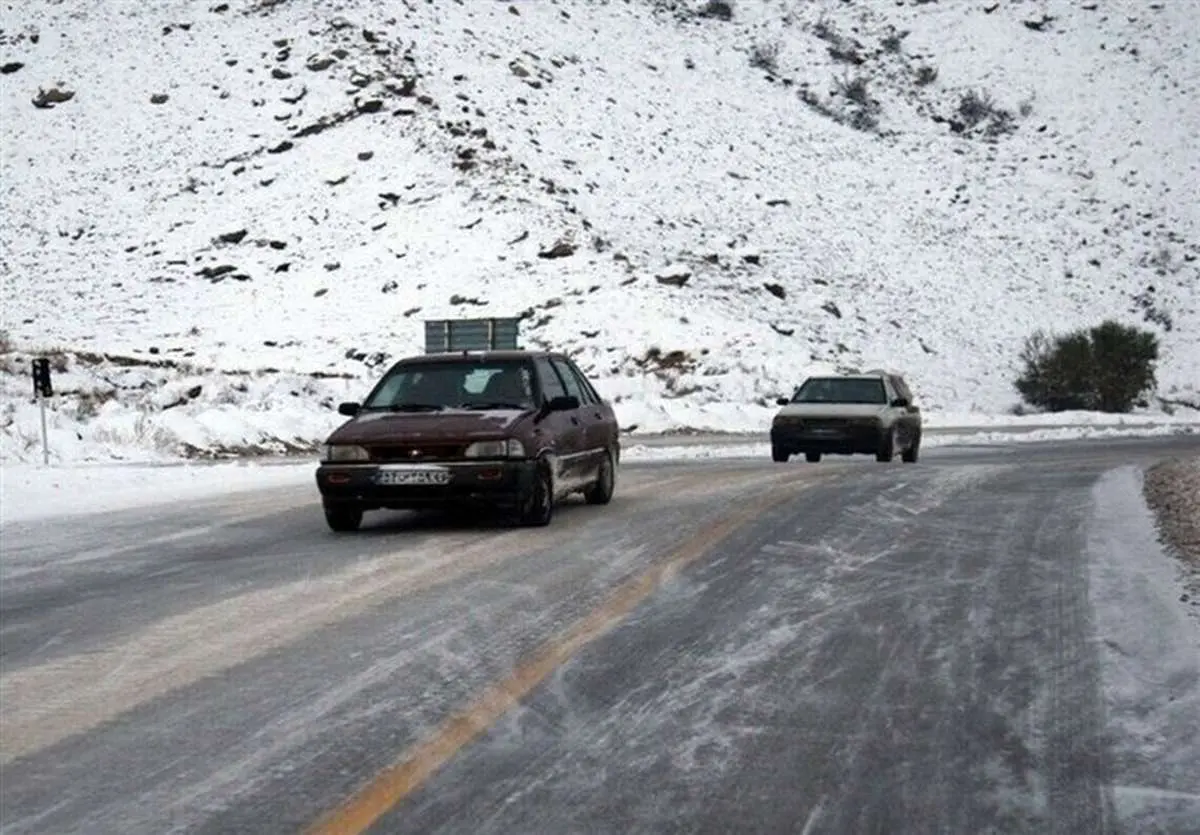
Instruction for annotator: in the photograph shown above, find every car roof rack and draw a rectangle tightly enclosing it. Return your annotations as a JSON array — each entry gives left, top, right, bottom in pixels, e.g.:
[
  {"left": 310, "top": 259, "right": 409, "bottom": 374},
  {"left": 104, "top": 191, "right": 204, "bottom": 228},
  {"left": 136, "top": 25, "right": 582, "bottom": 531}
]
[{"left": 423, "top": 317, "right": 521, "bottom": 354}]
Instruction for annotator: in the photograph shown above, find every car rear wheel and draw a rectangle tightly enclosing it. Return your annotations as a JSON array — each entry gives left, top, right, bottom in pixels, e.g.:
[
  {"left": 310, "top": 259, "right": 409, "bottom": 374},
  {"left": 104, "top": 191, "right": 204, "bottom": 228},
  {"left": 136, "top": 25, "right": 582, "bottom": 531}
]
[
  {"left": 772, "top": 446, "right": 789, "bottom": 463},
  {"left": 585, "top": 450, "right": 616, "bottom": 505},
  {"left": 324, "top": 504, "right": 363, "bottom": 533},
  {"left": 805, "top": 451, "right": 821, "bottom": 463},
  {"left": 518, "top": 463, "right": 554, "bottom": 527}
]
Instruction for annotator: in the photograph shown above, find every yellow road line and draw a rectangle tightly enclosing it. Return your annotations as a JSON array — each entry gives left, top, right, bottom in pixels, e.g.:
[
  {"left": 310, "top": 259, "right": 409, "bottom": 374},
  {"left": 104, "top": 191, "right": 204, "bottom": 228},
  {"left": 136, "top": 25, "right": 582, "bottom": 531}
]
[{"left": 305, "top": 487, "right": 802, "bottom": 835}]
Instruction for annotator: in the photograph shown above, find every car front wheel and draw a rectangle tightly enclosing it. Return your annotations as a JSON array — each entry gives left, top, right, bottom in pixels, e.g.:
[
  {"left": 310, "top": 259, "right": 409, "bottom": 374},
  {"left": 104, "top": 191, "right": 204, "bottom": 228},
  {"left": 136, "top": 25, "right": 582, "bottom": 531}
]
[
  {"left": 876, "top": 428, "right": 896, "bottom": 463},
  {"left": 518, "top": 463, "right": 554, "bottom": 527}
]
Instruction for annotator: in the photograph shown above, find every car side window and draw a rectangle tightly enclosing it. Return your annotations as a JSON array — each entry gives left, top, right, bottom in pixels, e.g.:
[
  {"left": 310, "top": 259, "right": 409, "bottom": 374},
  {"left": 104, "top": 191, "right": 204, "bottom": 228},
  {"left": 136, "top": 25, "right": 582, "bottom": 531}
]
[
  {"left": 565, "top": 359, "right": 603, "bottom": 405},
  {"left": 551, "top": 358, "right": 591, "bottom": 405},
  {"left": 534, "top": 357, "right": 567, "bottom": 401},
  {"left": 882, "top": 377, "right": 899, "bottom": 404}
]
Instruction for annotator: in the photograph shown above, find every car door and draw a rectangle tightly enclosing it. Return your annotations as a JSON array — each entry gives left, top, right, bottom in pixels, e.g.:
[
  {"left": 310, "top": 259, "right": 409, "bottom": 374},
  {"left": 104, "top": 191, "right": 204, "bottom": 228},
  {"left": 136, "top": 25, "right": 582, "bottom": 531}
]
[
  {"left": 532, "top": 356, "right": 587, "bottom": 495},
  {"left": 550, "top": 356, "right": 605, "bottom": 481}
]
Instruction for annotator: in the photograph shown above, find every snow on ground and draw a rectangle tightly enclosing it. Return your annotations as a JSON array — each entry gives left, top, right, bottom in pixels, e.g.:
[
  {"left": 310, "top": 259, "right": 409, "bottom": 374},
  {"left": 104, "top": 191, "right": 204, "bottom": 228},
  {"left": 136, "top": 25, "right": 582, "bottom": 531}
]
[
  {"left": 1087, "top": 467, "right": 1200, "bottom": 829},
  {"left": 2, "top": 0, "right": 1198, "bottom": 463},
  {"left": 0, "top": 460, "right": 315, "bottom": 525}
]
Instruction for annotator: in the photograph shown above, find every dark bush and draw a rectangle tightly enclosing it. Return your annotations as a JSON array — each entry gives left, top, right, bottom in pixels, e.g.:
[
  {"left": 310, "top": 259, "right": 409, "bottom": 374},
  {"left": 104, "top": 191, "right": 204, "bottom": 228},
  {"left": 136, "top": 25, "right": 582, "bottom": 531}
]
[
  {"left": 1015, "top": 320, "right": 1159, "bottom": 413},
  {"left": 697, "top": 0, "right": 733, "bottom": 21}
]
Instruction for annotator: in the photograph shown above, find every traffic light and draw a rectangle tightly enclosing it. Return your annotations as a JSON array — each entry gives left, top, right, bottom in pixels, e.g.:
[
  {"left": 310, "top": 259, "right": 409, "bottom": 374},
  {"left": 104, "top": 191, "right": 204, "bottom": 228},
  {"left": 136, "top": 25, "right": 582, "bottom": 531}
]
[{"left": 32, "top": 357, "right": 53, "bottom": 398}]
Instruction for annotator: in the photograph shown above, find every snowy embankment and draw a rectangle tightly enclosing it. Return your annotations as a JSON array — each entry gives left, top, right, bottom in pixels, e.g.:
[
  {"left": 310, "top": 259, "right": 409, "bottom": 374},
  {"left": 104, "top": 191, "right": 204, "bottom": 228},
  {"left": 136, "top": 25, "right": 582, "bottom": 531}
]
[
  {"left": 1, "top": 345, "right": 1197, "bottom": 466},
  {"left": 1, "top": 0, "right": 1198, "bottom": 467}
]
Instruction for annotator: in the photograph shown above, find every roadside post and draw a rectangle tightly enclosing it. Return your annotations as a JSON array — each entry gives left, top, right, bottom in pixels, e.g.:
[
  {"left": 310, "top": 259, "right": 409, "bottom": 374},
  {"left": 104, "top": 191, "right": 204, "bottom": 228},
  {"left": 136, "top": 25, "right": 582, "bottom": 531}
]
[{"left": 31, "top": 357, "right": 52, "bottom": 466}]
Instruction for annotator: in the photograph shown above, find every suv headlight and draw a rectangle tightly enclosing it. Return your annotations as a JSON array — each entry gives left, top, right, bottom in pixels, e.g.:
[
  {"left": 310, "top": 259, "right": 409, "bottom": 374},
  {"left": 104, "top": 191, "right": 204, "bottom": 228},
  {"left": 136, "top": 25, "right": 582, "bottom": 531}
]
[
  {"left": 464, "top": 438, "right": 526, "bottom": 459},
  {"left": 320, "top": 444, "right": 370, "bottom": 463}
]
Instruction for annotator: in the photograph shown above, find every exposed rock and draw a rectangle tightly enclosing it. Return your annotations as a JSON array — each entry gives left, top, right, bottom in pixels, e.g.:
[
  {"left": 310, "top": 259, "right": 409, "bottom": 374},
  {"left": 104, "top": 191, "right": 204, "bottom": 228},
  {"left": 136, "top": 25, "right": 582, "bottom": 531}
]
[
  {"left": 197, "top": 264, "right": 237, "bottom": 279},
  {"left": 656, "top": 268, "right": 691, "bottom": 288},
  {"left": 267, "top": 140, "right": 293, "bottom": 154},
  {"left": 821, "top": 301, "right": 843, "bottom": 319},
  {"left": 1, "top": 62, "right": 24, "bottom": 75},
  {"left": 216, "top": 229, "right": 248, "bottom": 245},
  {"left": 150, "top": 93, "right": 169, "bottom": 104},
  {"left": 763, "top": 282, "right": 786, "bottom": 299},
  {"left": 538, "top": 240, "right": 577, "bottom": 259},
  {"left": 32, "top": 86, "right": 75, "bottom": 109},
  {"left": 306, "top": 55, "right": 336, "bottom": 72}
]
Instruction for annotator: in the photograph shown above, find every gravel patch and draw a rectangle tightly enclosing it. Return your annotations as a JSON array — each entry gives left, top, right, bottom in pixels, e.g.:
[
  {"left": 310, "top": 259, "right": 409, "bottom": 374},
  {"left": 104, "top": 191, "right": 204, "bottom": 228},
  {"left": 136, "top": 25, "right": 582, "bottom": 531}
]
[{"left": 1143, "top": 455, "right": 1200, "bottom": 612}]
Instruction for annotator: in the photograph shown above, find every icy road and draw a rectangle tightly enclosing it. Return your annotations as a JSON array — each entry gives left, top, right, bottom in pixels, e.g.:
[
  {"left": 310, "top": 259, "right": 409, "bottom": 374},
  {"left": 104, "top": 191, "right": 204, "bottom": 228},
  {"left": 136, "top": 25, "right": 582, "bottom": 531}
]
[{"left": 2, "top": 438, "right": 1199, "bottom": 834}]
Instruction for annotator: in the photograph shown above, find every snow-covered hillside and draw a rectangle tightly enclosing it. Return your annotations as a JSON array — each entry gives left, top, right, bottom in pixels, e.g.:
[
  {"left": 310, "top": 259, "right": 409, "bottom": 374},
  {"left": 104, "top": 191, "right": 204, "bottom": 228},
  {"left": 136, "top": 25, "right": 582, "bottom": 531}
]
[{"left": 2, "top": 0, "right": 1197, "bottom": 461}]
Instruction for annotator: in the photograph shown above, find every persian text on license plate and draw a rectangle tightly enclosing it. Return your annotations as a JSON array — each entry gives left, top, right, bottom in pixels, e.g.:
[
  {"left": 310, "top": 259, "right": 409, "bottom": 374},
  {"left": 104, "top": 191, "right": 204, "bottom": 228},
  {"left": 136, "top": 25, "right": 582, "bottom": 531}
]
[{"left": 375, "top": 468, "right": 451, "bottom": 486}]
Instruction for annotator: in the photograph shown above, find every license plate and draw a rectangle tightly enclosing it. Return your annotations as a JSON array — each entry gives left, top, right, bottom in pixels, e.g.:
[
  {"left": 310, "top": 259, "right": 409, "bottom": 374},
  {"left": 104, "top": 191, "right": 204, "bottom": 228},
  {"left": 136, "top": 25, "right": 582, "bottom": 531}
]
[{"left": 374, "top": 467, "right": 451, "bottom": 486}]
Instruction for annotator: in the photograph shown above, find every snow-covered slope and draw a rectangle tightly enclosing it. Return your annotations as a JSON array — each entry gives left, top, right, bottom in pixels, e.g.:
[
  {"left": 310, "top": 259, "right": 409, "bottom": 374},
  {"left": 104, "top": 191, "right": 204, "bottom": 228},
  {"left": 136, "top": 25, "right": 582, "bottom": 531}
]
[{"left": 2, "top": 0, "right": 1197, "bottom": 461}]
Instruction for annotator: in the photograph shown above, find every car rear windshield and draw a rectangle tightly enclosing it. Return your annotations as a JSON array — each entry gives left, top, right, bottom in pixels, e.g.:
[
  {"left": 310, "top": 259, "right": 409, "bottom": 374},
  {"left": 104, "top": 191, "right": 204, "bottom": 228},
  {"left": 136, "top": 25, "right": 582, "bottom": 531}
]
[
  {"left": 791, "top": 377, "right": 887, "bottom": 405},
  {"left": 361, "top": 359, "right": 537, "bottom": 411}
]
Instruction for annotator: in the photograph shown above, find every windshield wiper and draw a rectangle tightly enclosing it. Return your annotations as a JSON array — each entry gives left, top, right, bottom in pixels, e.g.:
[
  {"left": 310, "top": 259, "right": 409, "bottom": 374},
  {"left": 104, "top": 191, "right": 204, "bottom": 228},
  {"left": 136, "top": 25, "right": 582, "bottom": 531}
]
[
  {"left": 461, "top": 401, "right": 530, "bottom": 411},
  {"left": 367, "top": 402, "right": 445, "bottom": 412}
]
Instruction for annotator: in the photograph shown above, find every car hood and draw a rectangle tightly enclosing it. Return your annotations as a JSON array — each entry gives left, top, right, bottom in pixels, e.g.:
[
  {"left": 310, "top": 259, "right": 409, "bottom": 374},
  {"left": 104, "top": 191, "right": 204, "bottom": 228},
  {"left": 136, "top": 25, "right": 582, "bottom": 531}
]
[
  {"left": 325, "top": 408, "right": 533, "bottom": 444},
  {"left": 776, "top": 403, "right": 888, "bottom": 420}
]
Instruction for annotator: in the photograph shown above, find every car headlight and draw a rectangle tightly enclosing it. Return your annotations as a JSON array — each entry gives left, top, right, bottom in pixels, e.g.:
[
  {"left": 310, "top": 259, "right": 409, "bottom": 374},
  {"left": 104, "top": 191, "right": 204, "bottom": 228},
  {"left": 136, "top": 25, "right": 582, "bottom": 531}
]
[
  {"left": 464, "top": 438, "right": 526, "bottom": 459},
  {"left": 773, "top": 415, "right": 802, "bottom": 426},
  {"left": 320, "top": 444, "right": 370, "bottom": 463}
]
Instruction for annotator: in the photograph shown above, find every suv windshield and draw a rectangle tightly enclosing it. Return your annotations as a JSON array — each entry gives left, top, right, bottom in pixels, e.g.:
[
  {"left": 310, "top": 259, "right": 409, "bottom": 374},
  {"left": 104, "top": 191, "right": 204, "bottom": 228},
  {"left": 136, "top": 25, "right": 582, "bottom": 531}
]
[
  {"left": 361, "top": 359, "right": 537, "bottom": 411},
  {"left": 791, "top": 377, "right": 887, "bottom": 405}
]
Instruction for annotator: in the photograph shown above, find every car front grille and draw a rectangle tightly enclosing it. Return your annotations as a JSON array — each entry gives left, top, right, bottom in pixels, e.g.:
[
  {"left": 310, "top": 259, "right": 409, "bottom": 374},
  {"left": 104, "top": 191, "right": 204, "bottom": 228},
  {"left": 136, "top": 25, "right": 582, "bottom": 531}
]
[
  {"left": 368, "top": 443, "right": 465, "bottom": 462},
  {"left": 803, "top": 418, "right": 852, "bottom": 430}
]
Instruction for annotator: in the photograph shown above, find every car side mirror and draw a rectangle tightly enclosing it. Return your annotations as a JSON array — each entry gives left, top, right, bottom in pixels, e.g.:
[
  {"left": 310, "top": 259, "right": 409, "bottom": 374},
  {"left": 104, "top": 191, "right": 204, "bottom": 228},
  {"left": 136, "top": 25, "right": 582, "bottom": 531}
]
[
  {"left": 546, "top": 395, "right": 580, "bottom": 412},
  {"left": 338, "top": 401, "right": 361, "bottom": 417},
  {"left": 776, "top": 397, "right": 790, "bottom": 407},
  {"left": 890, "top": 397, "right": 909, "bottom": 409}
]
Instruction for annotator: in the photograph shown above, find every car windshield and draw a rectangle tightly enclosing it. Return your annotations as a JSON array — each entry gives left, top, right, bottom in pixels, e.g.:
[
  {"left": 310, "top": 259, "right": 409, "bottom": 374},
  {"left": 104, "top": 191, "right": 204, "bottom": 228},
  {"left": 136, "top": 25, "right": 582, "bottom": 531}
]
[
  {"left": 791, "top": 377, "right": 887, "bottom": 405},
  {"left": 361, "top": 359, "right": 537, "bottom": 411}
]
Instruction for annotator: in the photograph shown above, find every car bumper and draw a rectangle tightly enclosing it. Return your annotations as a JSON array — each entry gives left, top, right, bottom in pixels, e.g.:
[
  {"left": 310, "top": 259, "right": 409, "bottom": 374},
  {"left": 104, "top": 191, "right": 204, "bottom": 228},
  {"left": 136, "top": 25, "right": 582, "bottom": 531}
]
[
  {"left": 771, "top": 425, "right": 883, "bottom": 455},
  {"left": 316, "top": 459, "right": 537, "bottom": 511}
]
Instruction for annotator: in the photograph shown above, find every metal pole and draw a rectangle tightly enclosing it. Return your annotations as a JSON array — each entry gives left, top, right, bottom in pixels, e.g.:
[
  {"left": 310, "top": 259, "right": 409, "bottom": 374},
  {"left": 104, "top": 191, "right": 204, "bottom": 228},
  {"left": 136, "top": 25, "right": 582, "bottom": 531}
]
[{"left": 38, "top": 393, "right": 50, "bottom": 466}]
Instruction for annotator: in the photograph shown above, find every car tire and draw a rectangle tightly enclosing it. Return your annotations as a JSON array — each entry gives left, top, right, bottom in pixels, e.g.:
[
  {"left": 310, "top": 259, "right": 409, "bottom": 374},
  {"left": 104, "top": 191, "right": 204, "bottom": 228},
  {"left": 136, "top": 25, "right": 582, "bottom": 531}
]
[
  {"left": 876, "top": 428, "right": 896, "bottom": 463},
  {"left": 324, "top": 504, "right": 363, "bottom": 533},
  {"left": 585, "top": 450, "right": 616, "bottom": 505},
  {"left": 772, "top": 446, "right": 789, "bottom": 463},
  {"left": 518, "top": 462, "right": 554, "bottom": 527},
  {"left": 901, "top": 433, "right": 921, "bottom": 463},
  {"left": 805, "top": 451, "right": 821, "bottom": 463}
]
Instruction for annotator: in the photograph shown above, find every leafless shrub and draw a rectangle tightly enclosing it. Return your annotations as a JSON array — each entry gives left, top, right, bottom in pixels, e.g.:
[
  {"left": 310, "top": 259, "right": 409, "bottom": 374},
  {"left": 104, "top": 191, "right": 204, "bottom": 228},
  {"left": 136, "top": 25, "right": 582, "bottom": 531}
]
[
  {"left": 836, "top": 74, "right": 871, "bottom": 106},
  {"left": 812, "top": 15, "right": 837, "bottom": 43},
  {"left": 749, "top": 41, "right": 780, "bottom": 74},
  {"left": 881, "top": 30, "right": 907, "bottom": 53},
  {"left": 914, "top": 64, "right": 938, "bottom": 86},
  {"left": 957, "top": 89, "right": 1016, "bottom": 138}
]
